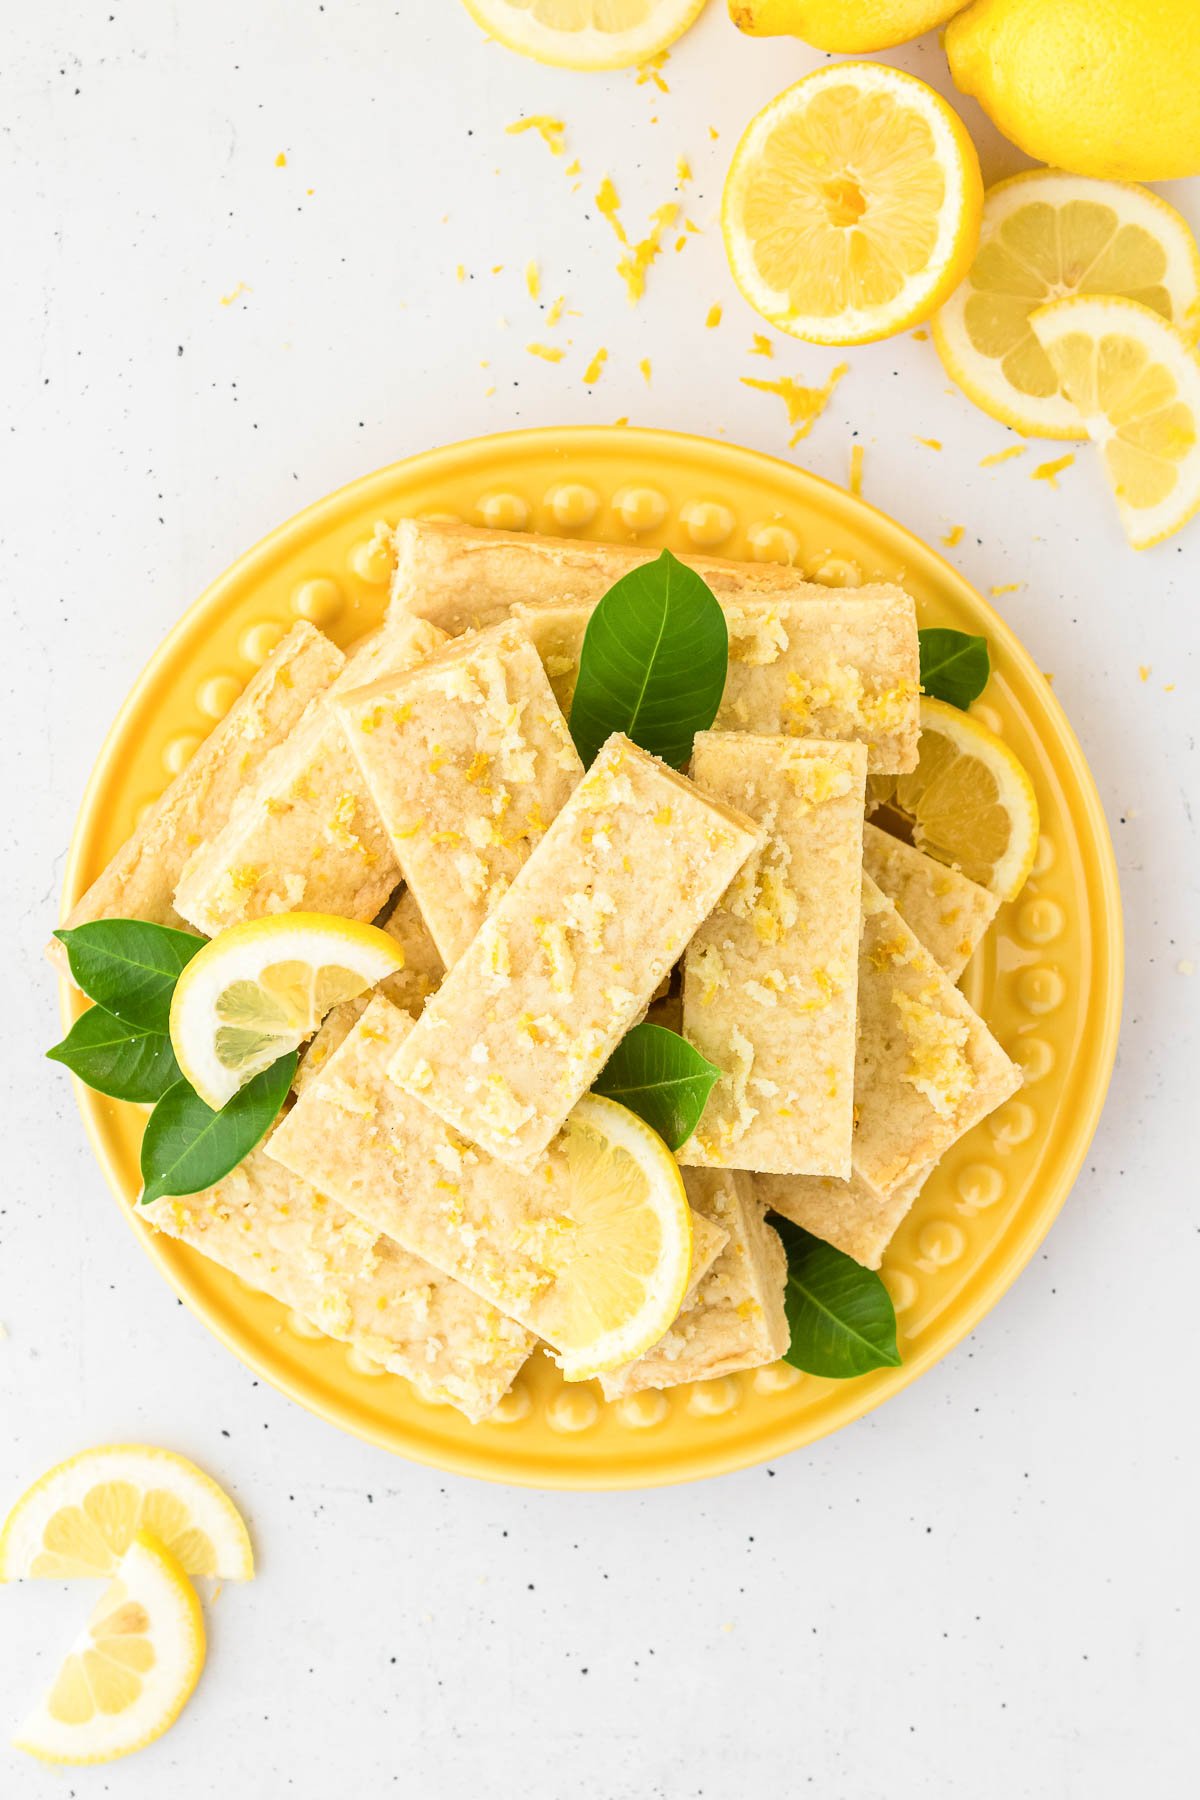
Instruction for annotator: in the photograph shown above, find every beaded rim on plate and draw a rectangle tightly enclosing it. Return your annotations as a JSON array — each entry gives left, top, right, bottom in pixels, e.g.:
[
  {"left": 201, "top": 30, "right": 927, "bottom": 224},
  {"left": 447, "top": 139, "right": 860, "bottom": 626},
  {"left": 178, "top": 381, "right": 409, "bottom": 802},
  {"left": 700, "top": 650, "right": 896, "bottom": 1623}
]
[{"left": 59, "top": 426, "right": 1123, "bottom": 1489}]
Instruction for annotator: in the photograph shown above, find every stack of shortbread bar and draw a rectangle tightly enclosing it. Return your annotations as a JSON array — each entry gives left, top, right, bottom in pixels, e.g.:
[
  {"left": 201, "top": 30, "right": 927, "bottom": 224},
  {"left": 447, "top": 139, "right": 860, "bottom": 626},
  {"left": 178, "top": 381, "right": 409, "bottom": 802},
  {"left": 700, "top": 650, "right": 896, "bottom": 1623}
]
[{"left": 60, "top": 519, "right": 1021, "bottom": 1422}]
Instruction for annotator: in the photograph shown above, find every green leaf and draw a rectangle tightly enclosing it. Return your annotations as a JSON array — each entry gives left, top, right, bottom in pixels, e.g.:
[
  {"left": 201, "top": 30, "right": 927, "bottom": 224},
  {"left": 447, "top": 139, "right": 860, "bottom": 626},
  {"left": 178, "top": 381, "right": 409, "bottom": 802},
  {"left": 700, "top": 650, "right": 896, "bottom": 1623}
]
[
  {"left": 47, "top": 1006, "right": 181, "bottom": 1104},
  {"left": 592, "top": 1023, "right": 720, "bottom": 1151},
  {"left": 139, "top": 1052, "right": 296, "bottom": 1205},
  {"left": 568, "top": 548, "right": 729, "bottom": 768},
  {"left": 773, "top": 1217, "right": 901, "bottom": 1379},
  {"left": 55, "top": 919, "right": 205, "bottom": 1032},
  {"left": 919, "top": 628, "right": 990, "bottom": 710}
]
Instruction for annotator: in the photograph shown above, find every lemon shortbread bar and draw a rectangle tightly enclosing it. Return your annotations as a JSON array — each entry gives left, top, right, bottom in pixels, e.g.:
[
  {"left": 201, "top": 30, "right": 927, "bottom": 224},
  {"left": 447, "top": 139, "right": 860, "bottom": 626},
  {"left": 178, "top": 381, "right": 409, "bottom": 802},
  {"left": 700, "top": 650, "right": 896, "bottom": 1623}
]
[
  {"left": 141, "top": 1144, "right": 533, "bottom": 1423},
  {"left": 600, "top": 1171, "right": 789, "bottom": 1399},
  {"left": 337, "top": 619, "right": 583, "bottom": 966},
  {"left": 270, "top": 997, "right": 710, "bottom": 1363},
  {"left": 514, "top": 589, "right": 919, "bottom": 773},
  {"left": 174, "top": 616, "right": 445, "bottom": 936},
  {"left": 387, "top": 734, "right": 763, "bottom": 1167},
  {"left": 758, "top": 876, "right": 1021, "bottom": 1267},
  {"left": 862, "top": 823, "right": 999, "bottom": 981},
  {"left": 50, "top": 621, "right": 344, "bottom": 969},
  {"left": 390, "top": 517, "right": 875, "bottom": 636},
  {"left": 680, "top": 734, "right": 866, "bottom": 1177}
]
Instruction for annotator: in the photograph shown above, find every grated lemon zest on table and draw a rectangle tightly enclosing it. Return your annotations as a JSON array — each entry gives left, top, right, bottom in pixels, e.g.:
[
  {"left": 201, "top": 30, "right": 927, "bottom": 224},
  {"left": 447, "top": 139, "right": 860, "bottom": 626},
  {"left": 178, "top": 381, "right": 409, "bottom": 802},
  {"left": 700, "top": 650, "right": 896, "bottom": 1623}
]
[
  {"left": 635, "top": 50, "right": 671, "bottom": 93},
  {"left": 676, "top": 155, "right": 692, "bottom": 182},
  {"left": 527, "top": 342, "right": 565, "bottom": 364},
  {"left": 546, "top": 294, "right": 565, "bottom": 327},
  {"left": 1139, "top": 664, "right": 1152, "bottom": 681},
  {"left": 912, "top": 328, "right": 929, "bottom": 341},
  {"left": 749, "top": 334, "right": 773, "bottom": 358},
  {"left": 706, "top": 303, "right": 723, "bottom": 329},
  {"left": 274, "top": 152, "right": 287, "bottom": 168},
  {"left": 942, "top": 525, "right": 965, "bottom": 546},
  {"left": 525, "top": 260, "right": 540, "bottom": 300},
  {"left": 980, "top": 444, "right": 1026, "bottom": 468},
  {"left": 219, "top": 282, "right": 251, "bottom": 307},
  {"left": 849, "top": 444, "right": 865, "bottom": 495},
  {"left": 991, "top": 583, "right": 1021, "bottom": 596},
  {"left": 455, "top": 263, "right": 466, "bottom": 284},
  {"left": 1032, "top": 454, "right": 1075, "bottom": 488},
  {"left": 506, "top": 116, "right": 566, "bottom": 157},
  {"left": 639, "top": 358, "right": 652, "bottom": 384},
  {"left": 741, "top": 365, "right": 848, "bottom": 449},
  {"left": 596, "top": 177, "right": 628, "bottom": 246},
  {"left": 914, "top": 436, "right": 942, "bottom": 450},
  {"left": 582, "top": 347, "right": 608, "bottom": 385}
]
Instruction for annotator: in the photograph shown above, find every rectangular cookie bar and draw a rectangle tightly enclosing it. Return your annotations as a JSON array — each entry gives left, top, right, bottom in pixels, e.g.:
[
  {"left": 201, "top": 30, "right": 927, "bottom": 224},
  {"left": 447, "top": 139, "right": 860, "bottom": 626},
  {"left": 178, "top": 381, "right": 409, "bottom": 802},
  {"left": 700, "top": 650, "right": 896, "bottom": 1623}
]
[
  {"left": 141, "top": 1144, "right": 532, "bottom": 1423},
  {"left": 387, "top": 734, "right": 763, "bottom": 1167},
  {"left": 680, "top": 734, "right": 866, "bottom": 1177},
  {"left": 50, "top": 621, "right": 343, "bottom": 970},
  {"left": 337, "top": 619, "right": 582, "bottom": 965},
  {"left": 173, "top": 616, "right": 445, "bottom": 935}
]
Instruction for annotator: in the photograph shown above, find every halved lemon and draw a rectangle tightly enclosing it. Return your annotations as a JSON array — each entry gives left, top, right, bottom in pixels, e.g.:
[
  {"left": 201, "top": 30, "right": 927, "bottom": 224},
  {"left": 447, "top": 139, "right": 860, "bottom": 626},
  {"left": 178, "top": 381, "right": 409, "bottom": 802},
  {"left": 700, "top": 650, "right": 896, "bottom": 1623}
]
[
  {"left": 460, "top": 0, "right": 707, "bottom": 68},
  {"left": 868, "top": 697, "right": 1039, "bottom": 902},
  {"left": 13, "top": 1531, "right": 205, "bottom": 1765},
  {"left": 0, "top": 1444, "right": 253, "bottom": 1582},
  {"left": 934, "top": 170, "right": 1200, "bottom": 439},
  {"left": 722, "top": 63, "right": 983, "bottom": 345},
  {"left": 170, "top": 912, "right": 405, "bottom": 1110},
  {"left": 543, "top": 1094, "right": 692, "bottom": 1382},
  {"left": 1030, "top": 294, "right": 1200, "bottom": 549}
]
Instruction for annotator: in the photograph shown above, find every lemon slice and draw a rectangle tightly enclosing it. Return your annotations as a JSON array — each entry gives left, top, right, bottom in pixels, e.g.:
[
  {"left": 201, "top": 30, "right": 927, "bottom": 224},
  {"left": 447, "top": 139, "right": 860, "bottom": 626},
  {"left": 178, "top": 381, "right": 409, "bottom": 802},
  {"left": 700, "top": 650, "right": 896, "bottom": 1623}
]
[
  {"left": 542, "top": 1094, "right": 692, "bottom": 1382},
  {"left": 460, "top": 0, "right": 707, "bottom": 68},
  {"left": 868, "top": 697, "right": 1039, "bottom": 902},
  {"left": 13, "top": 1531, "right": 205, "bottom": 1765},
  {"left": 1029, "top": 294, "right": 1200, "bottom": 550},
  {"left": 934, "top": 170, "right": 1200, "bottom": 440},
  {"left": 0, "top": 1444, "right": 253, "bottom": 1582},
  {"left": 169, "top": 911, "right": 405, "bottom": 1110},
  {"left": 721, "top": 62, "right": 983, "bottom": 346}
]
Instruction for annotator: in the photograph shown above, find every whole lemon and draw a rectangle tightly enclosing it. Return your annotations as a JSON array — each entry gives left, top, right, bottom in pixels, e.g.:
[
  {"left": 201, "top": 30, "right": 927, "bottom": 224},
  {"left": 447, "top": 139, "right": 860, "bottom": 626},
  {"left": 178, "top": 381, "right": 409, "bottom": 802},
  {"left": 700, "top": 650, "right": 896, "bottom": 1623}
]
[
  {"left": 946, "top": 0, "right": 1200, "bottom": 180},
  {"left": 729, "top": 1, "right": 967, "bottom": 50}
]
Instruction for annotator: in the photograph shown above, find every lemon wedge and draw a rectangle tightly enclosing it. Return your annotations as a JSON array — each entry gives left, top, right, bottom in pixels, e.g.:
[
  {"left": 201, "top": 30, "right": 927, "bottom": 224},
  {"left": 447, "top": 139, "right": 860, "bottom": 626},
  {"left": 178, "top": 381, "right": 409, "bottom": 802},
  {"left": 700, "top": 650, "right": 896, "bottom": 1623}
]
[
  {"left": 461, "top": 0, "right": 707, "bottom": 68},
  {"left": 1029, "top": 294, "right": 1200, "bottom": 549},
  {"left": 934, "top": 170, "right": 1200, "bottom": 439},
  {"left": 13, "top": 1531, "right": 205, "bottom": 1765},
  {"left": 868, "top": 697, "right": 1039, "bottom": 902},
  {"left": 543, "top": 1094, "right": 692, "bottom": 1382},
  {"left": 722, "top": 62, "right": 982, "bottom": 345},
  {"left": 0, "top": 1443, "right": 253, "bottom": 1582},
  {"left": 169, "top": 912, "right": 405, "bottom": 1110}
]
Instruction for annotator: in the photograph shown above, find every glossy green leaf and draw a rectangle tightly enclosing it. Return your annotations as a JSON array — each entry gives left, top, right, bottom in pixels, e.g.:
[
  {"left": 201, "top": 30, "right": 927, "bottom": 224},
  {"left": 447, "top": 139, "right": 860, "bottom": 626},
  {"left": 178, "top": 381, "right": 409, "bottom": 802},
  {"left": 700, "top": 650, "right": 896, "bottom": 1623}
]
[
  {"left": 47, "top": 1006, "right": 181, "bottom": 1104},
  {"left": 592, "top": 1022, "right": 720, "bottom": 1151},
  {"left": 568, "top": 549, "right": 728, "bottom": 768},
  {"left": 774, "top": 1217, "right": 901, "bottom": 1379},
  {"left": 139, "top": 1052, "right": 296, "bottom": 1205},
  {"left": 918, "top": 628, "right": 990, "bottom": 710},
  {"left": 54, "top": 919, "right": 205, "bottom": 1033}
]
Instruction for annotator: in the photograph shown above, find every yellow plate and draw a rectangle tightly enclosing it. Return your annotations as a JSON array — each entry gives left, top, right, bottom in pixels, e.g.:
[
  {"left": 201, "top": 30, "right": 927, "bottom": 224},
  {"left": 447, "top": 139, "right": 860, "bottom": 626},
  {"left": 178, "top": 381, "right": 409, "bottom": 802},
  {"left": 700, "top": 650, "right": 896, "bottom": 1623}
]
[{"left": 60, "top": 426, "right": 1122, "bottom": 1489}]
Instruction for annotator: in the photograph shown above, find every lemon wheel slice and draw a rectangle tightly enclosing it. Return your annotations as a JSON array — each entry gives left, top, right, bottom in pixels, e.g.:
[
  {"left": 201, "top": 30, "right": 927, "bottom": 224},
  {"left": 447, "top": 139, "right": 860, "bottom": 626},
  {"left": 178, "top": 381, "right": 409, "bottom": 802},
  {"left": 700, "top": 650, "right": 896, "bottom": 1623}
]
[
  {"left": 722, "top": 62, "right": 982, "bottom": 346},
  {"left": 543, "top": 1094, "right": 692, "bottom": 1382},
  {"left": 460, "top": 0, "right": 707, "bottom": 69},
  {"left": 169, "top": 911, "right": 405, "bottom": 1111},
  {"left": 13, "top": 1531, "right": 205, "bottom": 1766},
  {"left": 1030, "top": 294, "right": 1200, "bottom": 550},
  {"left": 0, "top": 1443, "right": 253, "bottom": 1582},
  {"left": 868, "top": 697, "right": 1039, "bottom": 902},
  {"left": 934, "top": 170, "right": 1200, "bottom": 440}
]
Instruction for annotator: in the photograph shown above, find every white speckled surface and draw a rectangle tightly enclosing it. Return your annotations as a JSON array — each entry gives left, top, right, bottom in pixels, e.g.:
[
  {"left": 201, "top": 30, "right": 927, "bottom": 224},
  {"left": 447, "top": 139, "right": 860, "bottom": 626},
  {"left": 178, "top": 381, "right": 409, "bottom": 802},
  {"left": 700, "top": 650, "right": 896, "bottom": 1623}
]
[{"left": 1, "top": 3, "right": 1197, "bottom": 1794}]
